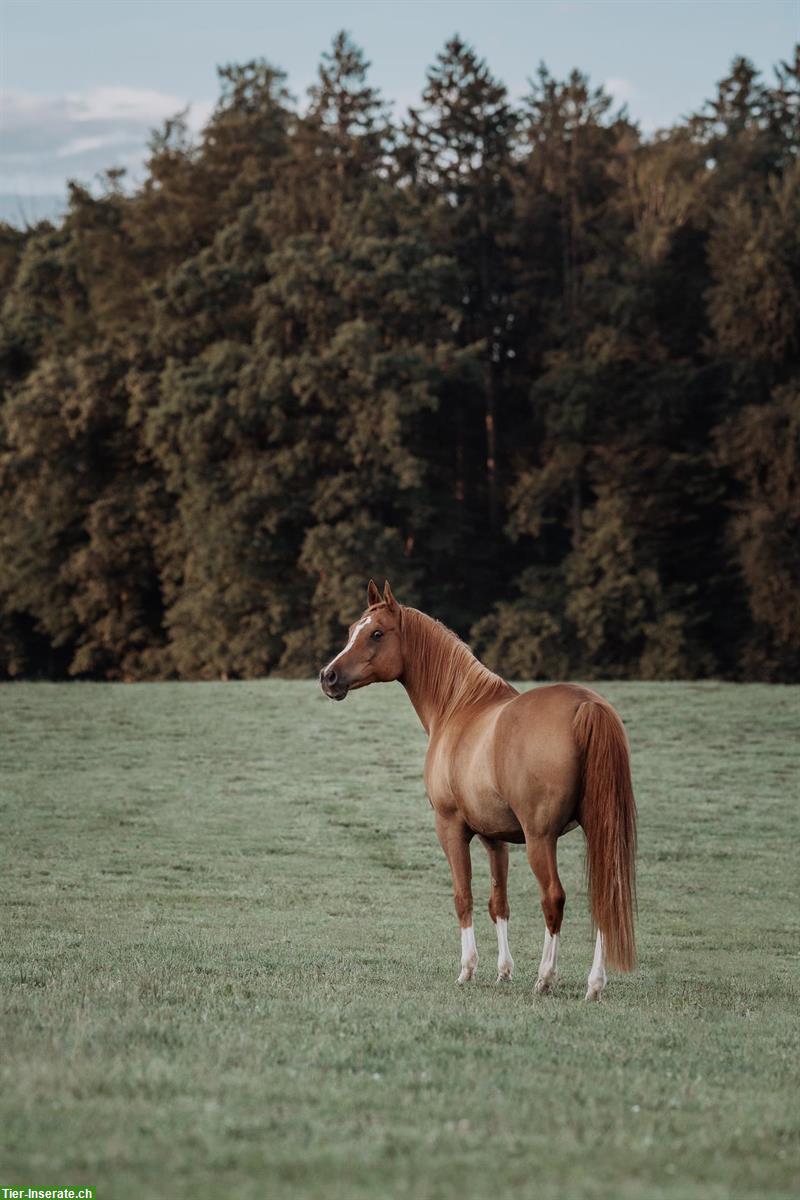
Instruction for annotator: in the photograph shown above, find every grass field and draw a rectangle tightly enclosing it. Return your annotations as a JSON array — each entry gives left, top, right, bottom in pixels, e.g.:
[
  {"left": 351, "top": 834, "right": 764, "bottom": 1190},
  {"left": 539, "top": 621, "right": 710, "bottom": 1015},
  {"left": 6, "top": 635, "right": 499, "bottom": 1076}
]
[{"left": 1, "top": 679, "right": 798, "bottom": 1200}]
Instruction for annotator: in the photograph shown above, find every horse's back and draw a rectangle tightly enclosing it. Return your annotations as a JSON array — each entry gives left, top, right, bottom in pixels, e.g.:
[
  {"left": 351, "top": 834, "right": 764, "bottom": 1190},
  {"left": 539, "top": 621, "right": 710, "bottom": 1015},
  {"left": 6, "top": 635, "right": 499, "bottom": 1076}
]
[{"left": 503, "top": 681, "right": 601, "bottom": 724}]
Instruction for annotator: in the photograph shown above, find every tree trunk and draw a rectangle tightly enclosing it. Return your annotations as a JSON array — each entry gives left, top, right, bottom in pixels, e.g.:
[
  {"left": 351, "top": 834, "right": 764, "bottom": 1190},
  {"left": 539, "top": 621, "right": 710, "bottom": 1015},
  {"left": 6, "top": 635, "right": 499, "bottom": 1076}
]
[{"left": 485, "top": 362, "right": 498, "bottom": 529}]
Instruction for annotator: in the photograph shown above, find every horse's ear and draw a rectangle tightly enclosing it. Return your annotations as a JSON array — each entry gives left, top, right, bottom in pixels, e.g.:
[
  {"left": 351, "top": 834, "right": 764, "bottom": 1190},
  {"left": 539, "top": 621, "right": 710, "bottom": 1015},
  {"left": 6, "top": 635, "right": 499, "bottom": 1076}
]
[
  {"left": 383, "top": 580, "right": 398, "bottom": 613},
  {"left": 367, "top": 579, "right": 381, "bottom": 607}
]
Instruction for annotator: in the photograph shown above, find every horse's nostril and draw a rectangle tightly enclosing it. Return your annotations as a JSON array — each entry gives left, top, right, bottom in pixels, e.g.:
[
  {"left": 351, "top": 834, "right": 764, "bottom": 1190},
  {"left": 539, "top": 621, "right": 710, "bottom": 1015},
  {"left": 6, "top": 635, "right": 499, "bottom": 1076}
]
[{"left": 326, "top": 668, "right": 338, "bottom": 685}]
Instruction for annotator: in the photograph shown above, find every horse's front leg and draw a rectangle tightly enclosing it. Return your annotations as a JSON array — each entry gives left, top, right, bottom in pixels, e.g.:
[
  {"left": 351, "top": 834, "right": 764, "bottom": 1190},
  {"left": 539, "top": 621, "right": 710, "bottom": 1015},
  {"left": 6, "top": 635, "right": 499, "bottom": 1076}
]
[
  {"left": 435, "top": 812, "right": 477, "bottom": 983},
  {"left": 480, "top": 836, "right": 514, "bottom": 982}
]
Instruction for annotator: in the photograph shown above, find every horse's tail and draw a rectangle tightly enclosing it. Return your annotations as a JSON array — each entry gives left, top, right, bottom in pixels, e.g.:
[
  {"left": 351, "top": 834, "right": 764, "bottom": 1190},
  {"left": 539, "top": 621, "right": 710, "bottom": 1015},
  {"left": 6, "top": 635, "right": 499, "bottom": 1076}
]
[{"left": 573, "top": 697, "right": 637, "bottom": 972}]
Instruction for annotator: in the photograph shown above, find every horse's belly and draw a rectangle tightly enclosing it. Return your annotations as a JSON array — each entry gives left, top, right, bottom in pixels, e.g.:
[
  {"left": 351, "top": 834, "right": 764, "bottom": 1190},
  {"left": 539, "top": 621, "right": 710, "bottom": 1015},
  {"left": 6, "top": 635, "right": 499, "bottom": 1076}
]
[{"left": 461, "top": 789, "right": 525, "bottom": 841}]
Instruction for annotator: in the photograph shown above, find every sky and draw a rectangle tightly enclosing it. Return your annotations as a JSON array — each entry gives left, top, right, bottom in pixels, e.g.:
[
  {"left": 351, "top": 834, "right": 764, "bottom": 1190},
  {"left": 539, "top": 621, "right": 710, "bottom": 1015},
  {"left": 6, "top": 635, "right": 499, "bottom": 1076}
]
[{"left": 0, "top": 0, "right": 797, "bottom": 223}]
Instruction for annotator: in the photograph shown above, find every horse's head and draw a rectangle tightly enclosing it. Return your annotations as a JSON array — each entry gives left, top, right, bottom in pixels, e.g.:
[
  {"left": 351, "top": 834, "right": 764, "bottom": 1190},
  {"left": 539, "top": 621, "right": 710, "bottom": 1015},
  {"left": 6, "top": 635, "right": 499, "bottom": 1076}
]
[{"left": 319, "top": 579, "right": 404, "bottom": 701}]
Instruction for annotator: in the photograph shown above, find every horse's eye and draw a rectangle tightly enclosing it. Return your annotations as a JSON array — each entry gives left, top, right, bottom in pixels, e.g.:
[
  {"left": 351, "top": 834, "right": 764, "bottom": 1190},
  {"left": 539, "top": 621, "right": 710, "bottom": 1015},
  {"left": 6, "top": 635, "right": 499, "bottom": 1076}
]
[{"left": 371, "top": 630, "right": 384, "bottom": 640}]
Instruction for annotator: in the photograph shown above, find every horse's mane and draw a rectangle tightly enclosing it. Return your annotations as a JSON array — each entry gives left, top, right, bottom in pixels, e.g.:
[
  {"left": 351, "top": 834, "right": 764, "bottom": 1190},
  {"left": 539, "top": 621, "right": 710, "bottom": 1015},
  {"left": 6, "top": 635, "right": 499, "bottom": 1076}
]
[{"left": 400, "top": 605, "right": 512, "bottom": 724}]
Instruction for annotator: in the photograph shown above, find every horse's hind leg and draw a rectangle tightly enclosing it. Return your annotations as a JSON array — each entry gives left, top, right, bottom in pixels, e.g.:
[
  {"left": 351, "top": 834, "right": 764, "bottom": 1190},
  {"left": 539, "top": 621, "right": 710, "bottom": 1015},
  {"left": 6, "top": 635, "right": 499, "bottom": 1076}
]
[
  {"left": 525, "top": 835, "right": 565, "bottom": 995},
  {"left": 585, "top": 930, "right": 607, "bottom": 1002},
  {"left": 435, "top": 812, "right": 477, "bottom": 983},
  {"left": 480, "top": 837, "right": 514, "bottom": 983}
]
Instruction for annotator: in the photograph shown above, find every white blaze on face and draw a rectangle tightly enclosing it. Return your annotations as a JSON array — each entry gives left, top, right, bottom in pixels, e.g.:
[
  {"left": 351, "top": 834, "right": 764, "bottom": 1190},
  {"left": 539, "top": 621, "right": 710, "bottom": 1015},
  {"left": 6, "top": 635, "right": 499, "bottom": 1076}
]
[{"left": 324, "top": 616, "right": 372, "bottom": 674}]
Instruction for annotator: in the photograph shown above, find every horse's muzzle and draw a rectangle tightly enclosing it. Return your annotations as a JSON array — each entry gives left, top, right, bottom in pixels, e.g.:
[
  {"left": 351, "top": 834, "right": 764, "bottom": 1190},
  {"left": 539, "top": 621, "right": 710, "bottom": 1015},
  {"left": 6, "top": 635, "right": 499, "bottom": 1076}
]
[{"left": 319, "top": 666, "right": 349, "bottom": 701}]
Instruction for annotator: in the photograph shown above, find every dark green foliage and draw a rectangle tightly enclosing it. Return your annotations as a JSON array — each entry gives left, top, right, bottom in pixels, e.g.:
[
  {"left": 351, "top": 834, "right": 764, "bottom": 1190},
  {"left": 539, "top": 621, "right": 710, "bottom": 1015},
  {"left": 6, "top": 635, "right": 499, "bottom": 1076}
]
[{"left": 1, "top": 35, "right": 797, "bottom": 680}]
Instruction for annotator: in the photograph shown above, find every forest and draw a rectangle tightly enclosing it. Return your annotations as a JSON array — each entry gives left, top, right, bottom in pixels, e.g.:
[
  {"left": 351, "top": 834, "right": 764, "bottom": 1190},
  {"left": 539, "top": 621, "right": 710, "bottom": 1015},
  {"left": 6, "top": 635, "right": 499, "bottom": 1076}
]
[{"left": 0, "top": 35, "right": 798, "bottom": 682}]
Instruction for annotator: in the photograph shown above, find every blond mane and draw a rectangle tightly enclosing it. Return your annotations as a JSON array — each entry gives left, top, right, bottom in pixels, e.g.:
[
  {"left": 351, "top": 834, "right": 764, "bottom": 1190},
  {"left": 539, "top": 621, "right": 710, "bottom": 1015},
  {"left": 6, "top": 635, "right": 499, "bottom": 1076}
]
[{"left": 400, "top": 606, "right": 512, "bottom": 725}]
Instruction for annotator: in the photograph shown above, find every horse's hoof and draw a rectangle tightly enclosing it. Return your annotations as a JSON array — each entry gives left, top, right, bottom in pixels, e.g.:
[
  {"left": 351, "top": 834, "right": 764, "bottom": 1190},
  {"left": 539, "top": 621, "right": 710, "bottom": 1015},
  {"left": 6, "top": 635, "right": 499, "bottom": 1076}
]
[
  {"left": 457, "top": 966, "right": 476, "bottom": 984},
  {"left": 535, "top": 975, "right": 554, "bottom": 995},
  {"left": 584, "top": 985, "right": 603, "bottom": 1002},
  {"left": 496, "top": 968, "right": 513, "bottom": 983}
]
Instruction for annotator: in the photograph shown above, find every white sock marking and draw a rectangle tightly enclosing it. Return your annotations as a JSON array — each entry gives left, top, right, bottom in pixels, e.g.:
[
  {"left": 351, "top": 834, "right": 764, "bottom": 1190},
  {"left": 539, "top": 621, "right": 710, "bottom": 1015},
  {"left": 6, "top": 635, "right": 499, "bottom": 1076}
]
[
  {"left": 458, "top": 924, "right": 477, "bottom": 983},
  {"left": 495, "top": 917, "right": 514, "bottom": 981},
  {"left": 535, "top": 927, "right": 559, "bottom": 993},
  {"left": 585, "top": 929, "right": 607, "bottom": 1001}
]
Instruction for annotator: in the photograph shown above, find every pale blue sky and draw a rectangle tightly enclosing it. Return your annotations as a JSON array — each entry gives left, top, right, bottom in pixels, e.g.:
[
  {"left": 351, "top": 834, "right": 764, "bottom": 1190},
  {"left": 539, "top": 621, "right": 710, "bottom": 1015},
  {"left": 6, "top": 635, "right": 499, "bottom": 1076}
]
[{"left": 1, "top": 0, "right": 797, "bottom": 219}]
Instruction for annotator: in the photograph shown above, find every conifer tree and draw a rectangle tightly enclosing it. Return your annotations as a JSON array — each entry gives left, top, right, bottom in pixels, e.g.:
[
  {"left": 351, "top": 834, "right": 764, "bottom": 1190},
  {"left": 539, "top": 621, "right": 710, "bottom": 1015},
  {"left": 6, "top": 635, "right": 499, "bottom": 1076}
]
[
  {"left": 0, "top": 39, "right": 797, "bottom": 681},
  {"left": 404, "top": 37, "right": 518, "bottom": 538}
]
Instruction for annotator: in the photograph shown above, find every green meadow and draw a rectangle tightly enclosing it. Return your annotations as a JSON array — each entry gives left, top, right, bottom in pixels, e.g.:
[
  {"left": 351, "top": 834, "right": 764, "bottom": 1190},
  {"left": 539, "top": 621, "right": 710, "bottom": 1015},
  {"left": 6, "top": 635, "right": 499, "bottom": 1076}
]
[{"left": 1, "top": 680, "right": 798, "bottom": 1199}]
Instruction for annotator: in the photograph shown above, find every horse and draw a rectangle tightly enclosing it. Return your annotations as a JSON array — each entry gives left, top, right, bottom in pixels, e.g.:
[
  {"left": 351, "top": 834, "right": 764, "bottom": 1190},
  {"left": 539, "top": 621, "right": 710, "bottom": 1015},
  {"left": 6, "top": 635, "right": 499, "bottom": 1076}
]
[{"left": 319, "top": 579, "right": 637, "bottom": 1000}]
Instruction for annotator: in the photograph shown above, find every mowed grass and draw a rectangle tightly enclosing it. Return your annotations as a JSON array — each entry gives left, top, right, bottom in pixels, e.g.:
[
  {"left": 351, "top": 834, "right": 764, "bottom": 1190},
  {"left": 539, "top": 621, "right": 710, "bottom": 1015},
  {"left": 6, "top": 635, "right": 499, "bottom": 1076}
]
[{"left": 1, "top": 679, "right": 798, "bottom": 1200}]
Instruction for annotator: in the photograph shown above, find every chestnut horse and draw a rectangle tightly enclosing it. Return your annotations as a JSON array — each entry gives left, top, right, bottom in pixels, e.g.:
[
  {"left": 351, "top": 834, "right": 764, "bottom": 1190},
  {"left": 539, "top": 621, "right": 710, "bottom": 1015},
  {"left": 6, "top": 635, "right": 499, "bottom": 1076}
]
[{"left": 320, "top": 580, "right": 636, "bottom": 1000}]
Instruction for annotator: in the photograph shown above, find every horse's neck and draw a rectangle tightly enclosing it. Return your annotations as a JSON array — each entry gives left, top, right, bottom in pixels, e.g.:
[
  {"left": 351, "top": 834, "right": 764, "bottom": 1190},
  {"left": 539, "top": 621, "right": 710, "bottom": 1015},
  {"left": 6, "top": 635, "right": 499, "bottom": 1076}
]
[
  {"left": 401, "top": 662, "right": 437, "bottom": 735},
  {"left": 399, "top": 608, "right": 511, "bottom": 736}
]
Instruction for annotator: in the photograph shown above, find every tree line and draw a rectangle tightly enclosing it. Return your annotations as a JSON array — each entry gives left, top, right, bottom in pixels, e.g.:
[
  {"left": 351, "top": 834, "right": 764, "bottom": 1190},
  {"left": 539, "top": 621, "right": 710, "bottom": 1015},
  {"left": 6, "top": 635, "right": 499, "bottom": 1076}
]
[{"left": 1, "top": 35, "right": 798, "bottom": 682}]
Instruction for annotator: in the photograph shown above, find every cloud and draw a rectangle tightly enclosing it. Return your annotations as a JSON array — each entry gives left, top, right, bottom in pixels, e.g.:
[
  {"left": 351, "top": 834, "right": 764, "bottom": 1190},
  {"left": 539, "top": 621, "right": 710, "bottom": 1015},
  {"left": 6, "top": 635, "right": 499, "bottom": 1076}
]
[
  {"left": 0, "top": 86, "right": 213, "bottom": 196},
  {"left": 55, "top": 133, "right": 132, "bottom": 160},
  {"left": 604, "top": 77, "right": 637, "bottom": 105}
]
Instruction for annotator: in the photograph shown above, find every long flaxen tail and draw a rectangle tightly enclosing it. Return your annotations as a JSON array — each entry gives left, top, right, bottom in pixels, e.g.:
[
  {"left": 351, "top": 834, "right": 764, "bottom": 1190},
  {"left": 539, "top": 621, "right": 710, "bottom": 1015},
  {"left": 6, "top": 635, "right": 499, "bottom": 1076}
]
[{"left": 573, "top": 698, "right": 637, "bottom": 971}]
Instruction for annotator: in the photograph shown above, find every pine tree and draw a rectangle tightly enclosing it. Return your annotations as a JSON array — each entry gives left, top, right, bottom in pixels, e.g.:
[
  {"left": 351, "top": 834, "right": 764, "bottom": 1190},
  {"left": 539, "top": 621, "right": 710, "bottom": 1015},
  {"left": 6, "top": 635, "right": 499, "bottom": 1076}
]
[
  {"left": 404, "top": 37, "right": 518, "bottom": 539},
  {"left": 1, "top": 40, "right": 797, "bottom": 682}
]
